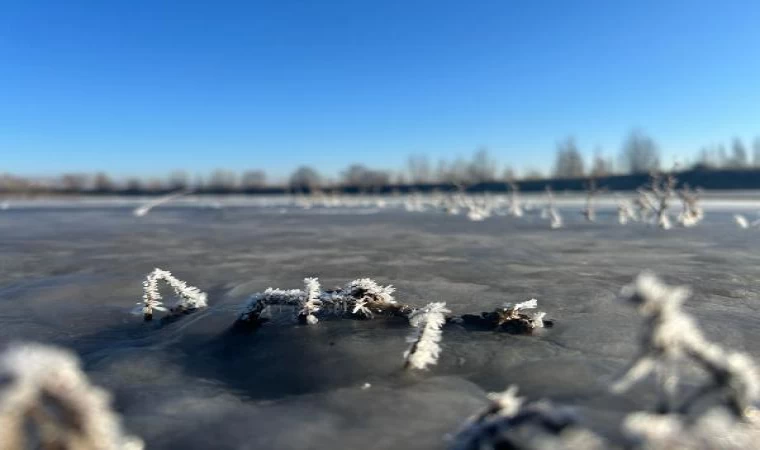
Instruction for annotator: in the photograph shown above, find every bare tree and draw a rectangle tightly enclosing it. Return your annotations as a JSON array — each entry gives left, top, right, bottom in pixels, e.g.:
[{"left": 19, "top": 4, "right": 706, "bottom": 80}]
[
  {"left": 289, "top": 166, "right": 322, "bottom": 192},
  {"left": 522, "top": 169, "right": 544, "bottom": 180},
  {"left": 241, "top": 170, "right": 267, "bottom": 190},
  {"left": 208, "top": 170, "right": 238, "bottom": 191},
  {"left": 730, "top": 138, "right": 748, "bottom": 168},
  {"left": 553, "top": 137, "right": 585, "bottom": 178},
  {"left": 340, "top": 164, "right": 390, "bottom": 189},
  {"left": 754, "top": 137, "right": 760, "bottom": 167},
  {"left": 590, "top": 148, "right": 613, "bottom": 177},
  {"left": 619, "top": 129, "right": 660, "bottom": 174},
  {"left": 92, "top": 172, "right": 113, "bottom": 192},
  {"left": 167, "top": 171, "right": 190, "bottom": 190},
  {"left": 467, "top": 148, "right": 497, "bottom": 183},
  {"left": 407, "top": 154, "right": 431, "bottom": 184},
  {"left": 59, "top": 174, "right": 89, "bottom": 192}
]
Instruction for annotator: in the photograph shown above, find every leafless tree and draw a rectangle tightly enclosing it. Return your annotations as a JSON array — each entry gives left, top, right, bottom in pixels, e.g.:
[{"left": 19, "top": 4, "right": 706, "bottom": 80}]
[
  {"left": 729, "top": 138, "right": 748, "bottom": 168},
  {"left": 753, "top": 137, "right": 760, "bottom": 167},
  {"left": 340, "top": 164, "right": 390, "bottom": 189},
  {"left": 208, "top": 169, "right": 238, "bottom": 191},
  {"left": 92, "top": 172, "right": 114, "bottom": 192},
  {"left": 620, "top": 129, "right": 660, "bottom": 174},
  {"left": 467, "top": 148, "right": 497, "bottom": 183},
  {"left": 167, "top": 170, "right": 190, "bottom": 190},
  {"left": 590, "top": 148, "right": 613, "bottom": 177},
  {"left": 407, "top": 154, "right": 431, "bottom": 184},
  {"left": 59, "top": 173, "right": 89, "bottom": 192},
  {"left": 241, "top": 170, "right": 267, "bottom": 190},
  {"left": 289, "top": 166, "right": 322, "bottom": 192},
  {"left": 553, "top": 137, "right": 585, "bottom": 178}
]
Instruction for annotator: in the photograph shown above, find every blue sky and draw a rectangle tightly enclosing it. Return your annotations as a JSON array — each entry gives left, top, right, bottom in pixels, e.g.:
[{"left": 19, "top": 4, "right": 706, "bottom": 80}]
[{"left": 2, "top": 0, "right": 759, "bottom": 180}]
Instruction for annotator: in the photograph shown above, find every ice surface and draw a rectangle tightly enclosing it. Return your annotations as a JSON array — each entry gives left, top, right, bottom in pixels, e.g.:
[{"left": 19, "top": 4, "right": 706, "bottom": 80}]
[{"left": 1, "top": 201, "right": 760, "bottom": 448}]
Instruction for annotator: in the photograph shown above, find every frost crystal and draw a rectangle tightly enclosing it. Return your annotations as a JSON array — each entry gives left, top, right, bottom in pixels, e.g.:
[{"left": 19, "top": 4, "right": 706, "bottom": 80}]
[
  {"left": 0, "top": 343, "right": 143, "bottom": 450},
  {"left": 404, "top": 302, "right": 450, "bottom": 370}
]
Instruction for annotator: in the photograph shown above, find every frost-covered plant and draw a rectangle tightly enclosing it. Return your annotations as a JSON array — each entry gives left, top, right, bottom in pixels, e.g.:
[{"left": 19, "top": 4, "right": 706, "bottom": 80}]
[
  {"left": 507, "top": 180, "right": 523, "bottom": 218},
  {"left": 735, "top": 214, "right": 750, "bottom": 229},
  {"left": 677, "top": 185, "right": 704, "bottom": 227},
  {"left": 458, "top": 298, "right": 549, "bottom": 334},
  {"left": 638, "top": 170, "right": 677, "bottom": 229},
  {"left": 614, "top": 272, "right": 759, "bottom": 417},
  {"left": 134, "top": 268, "right": 208, "bottom": 321},
  {"left": 450, "top": 385, "right": 606, "bottom": 450},
  {"left": 237, "top": 277, "right": 409, "bottom": 326},
  {"left": 238, "top": 287, "right": 304, "bottom": 324},
  {"left": 404, "top": 302, "right": 450, "bottom": 370},
  {"left": 544, "top": 187, "right": 563, "bottom": 229},
  {"left": 298, "top": 277, "right": 322, "bottom": 324},
  {"left": 0, "top": 343, "right": 143, "bottom": 450},
  {"left": 132, "top": 190, "right": 189, "bottom": 217},
  {"left": 623, "top": 408, "right": 760, "bottom": 450},
  {"left": 616, "top": 195, "right": 636, "bottom": 225},
  {"left": 581, "top": 179, "right": 599, "bottom": 223}
]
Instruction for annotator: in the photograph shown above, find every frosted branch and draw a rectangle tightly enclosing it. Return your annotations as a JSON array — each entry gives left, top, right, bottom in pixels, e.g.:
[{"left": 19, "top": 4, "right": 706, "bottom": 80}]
[{"left": 0, "top": 343, "right": 143, "bottom": 450}]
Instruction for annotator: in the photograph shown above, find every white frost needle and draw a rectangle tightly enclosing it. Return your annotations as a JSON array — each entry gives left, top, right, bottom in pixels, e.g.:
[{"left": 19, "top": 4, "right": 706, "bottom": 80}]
[
  {"left": 299, "top": 277, "right": 322, "bottom": 324},
  {"left": 0, "top": 343, "right": 143, "bottom": 450},
  {"left": 404, "top": 302, "right": 450, "bottom": 370}
]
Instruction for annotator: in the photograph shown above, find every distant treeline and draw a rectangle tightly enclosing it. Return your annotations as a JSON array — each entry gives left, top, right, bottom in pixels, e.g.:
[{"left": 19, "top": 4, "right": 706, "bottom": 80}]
[{"left": 2, "top": 129, "right": 759, "bottom": 195}]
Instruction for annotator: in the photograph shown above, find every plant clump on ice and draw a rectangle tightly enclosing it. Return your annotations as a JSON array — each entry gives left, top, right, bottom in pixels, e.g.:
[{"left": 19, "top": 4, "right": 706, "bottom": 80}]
[
  {"left": 134, "top": 268, "right": 208, "bottom": 321},
  {"left": 676, "top": 184, "right": 704, "bottom": 227},
  {"left": 0, "top": 343, "right": 144, "bottom": 450},
  {"left": 458, "top": 298, "right": 550, "bottom": 334},
  {"left": 404, "top": 302, "right": 450, "bottom": 370},
  {"left": 449, "top": 273, "right": 760, "bottom": 449},
  {"left": 236, "top": 277, "right": 412, "bottom": 327},
  {"left": 637, "top": 170, "right": 678, "bottom": 229},
  {"left": 450, "top": 385, "right": 606, "bottom": 450}
]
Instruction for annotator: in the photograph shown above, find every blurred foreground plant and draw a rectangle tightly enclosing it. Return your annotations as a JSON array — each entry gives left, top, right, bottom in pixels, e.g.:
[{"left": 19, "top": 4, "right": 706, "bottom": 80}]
[{"left": 0, "top": 343, "right": 143, "bottom": 450}]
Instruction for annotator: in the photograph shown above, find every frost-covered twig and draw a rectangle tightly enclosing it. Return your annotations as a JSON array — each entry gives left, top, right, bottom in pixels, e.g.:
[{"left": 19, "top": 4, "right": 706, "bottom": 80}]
[
  {"left": 614, "top": 272, "right": 759, "bottom": 417},
  {"left": 677, "top": 185, "right": 704, "bottom": 227},
  {"left": 0, "top": 343, "right": 143, "bottom": 450},
  {"left": 616, "top": 195, "right": 636, "bottom": 225},
  {"left": 132, "top": 190, "right": 189, "bottom": 217},
  {"left": 404, "top": 302, "right": 450, "bottom": 370},
  {"left": 581, "top": 178, "right": 599, "bottom": 223},
  {"left": 507, "top": 180, "right": 523, "bottom": 218},
  {"left": 545, "top": 186, "right": 563, "bottom": 229},
  {"left": 134, "top": 268, "right": 208, "bottom": 321}
]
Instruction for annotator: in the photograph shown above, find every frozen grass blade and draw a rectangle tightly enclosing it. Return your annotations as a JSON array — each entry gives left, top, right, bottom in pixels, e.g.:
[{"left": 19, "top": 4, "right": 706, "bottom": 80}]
[
  {"left": 132, "top": 190, "right": 189, "bottom": 217},
  {"left": 404, "top": 302, "right": 450, "bottom": 370}
]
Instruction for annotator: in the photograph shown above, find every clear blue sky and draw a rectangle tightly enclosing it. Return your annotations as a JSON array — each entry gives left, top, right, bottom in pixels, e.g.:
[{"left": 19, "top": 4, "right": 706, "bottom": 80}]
[{"left": 2, "top": 0, "right": 759, "bottom": 180}]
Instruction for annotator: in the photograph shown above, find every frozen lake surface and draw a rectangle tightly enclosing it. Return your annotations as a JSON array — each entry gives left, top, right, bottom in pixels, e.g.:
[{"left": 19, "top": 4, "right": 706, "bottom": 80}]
[{"left": 1, "top": 200, "right": 759, "bottom": 448}]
